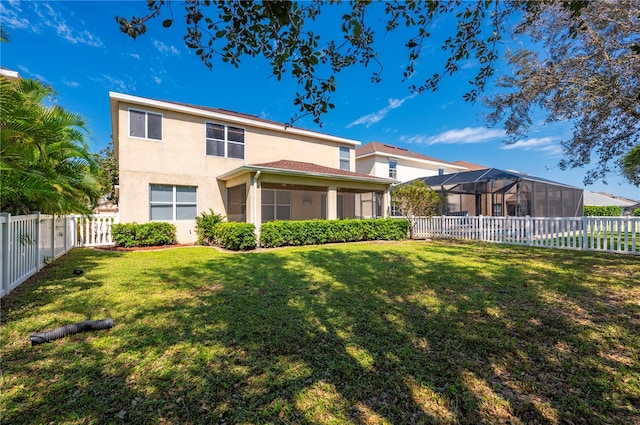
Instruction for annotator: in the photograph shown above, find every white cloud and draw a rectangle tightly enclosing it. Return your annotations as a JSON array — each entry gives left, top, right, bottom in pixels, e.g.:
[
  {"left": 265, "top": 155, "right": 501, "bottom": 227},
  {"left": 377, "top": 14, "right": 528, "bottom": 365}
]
[
  {"left": 63, "top": 80, "right": 81, "bottom": 88},
  {"left": 0, "top": 0, "right": 30, "bottom": 29},
  {"left": 90, "top": 74, "right": 132, "bottom": 93},
  {"left": 129, "top": 53, "right": 141, "bottom": 60},
  {"left": 424, "top": 127, "right": 506, "bottom": 145},
  {"left": 153, "top": 76, "right": 162, "bottom": 84},
  {"left": 500, "top": 137, "right": 554, "bottom": 150},
  {"left": 17, "top": 65, "right": 49, "bottom": 84},
  {"left": 29, "top": 2, "right": 103, "bottom": 47},
  {"left": 501, "top": 137, "right": 562, "bottom": 155},
  {"left": 347, "top": 94, "right": 416, "bottom": 128},
  {"left": 154, "top": 40, "right": 181, "bottom": 56}
]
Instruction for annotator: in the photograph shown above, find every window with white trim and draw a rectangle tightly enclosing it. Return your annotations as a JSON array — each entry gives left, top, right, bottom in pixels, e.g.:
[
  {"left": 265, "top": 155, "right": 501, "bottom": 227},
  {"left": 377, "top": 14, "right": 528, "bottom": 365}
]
[
  {"left": 339, "top": 146, "right": 350, "bottom": 171},
  {"left": 206, "top": 123, "right": 245, "bottom": 159},
  {"left": 150, "top": 184, "right": 197, "bottom": 221},
  {"left": 389, "top": 159, "right": 398, "bottom": 179},
  {"left": 130, "top": 109, "right": 162, "bottom": 140}
]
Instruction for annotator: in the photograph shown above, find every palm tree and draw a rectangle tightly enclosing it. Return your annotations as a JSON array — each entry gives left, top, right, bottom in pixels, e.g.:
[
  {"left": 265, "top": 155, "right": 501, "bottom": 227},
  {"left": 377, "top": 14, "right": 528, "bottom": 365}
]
[
  {"left": 621, "top": 146, "right": 640, "bottom": 187},
  {"left": 0, "top": 76, "right": 101, "bottom": 215}
]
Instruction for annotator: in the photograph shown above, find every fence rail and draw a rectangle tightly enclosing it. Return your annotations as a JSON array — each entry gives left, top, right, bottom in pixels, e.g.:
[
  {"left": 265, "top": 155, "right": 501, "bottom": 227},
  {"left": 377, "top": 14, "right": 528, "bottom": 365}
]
[
  {"left": 409, "top": 215, "right": 640, "bottom": 255},
  {"left": 1, "top": 213, "right": 118, "bottom": 297}
]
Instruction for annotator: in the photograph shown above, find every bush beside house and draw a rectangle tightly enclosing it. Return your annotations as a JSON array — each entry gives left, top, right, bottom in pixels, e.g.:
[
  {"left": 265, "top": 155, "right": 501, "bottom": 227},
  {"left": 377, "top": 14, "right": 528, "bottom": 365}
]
[{"left": 112, "top": 222, "right": 177, "bottom": 248}]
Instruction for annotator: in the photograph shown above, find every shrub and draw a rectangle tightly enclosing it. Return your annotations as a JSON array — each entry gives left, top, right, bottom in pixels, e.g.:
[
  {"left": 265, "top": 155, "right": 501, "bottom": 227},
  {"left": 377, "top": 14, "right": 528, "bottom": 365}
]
[
  {"left": 195, "top": 209, "right": 225, "bottom": 245},
  {"left": 583, "top": 206, "right": 623, "bottom": 216},
  {"left": 112, "top": 222, "right": 177, "bottom": 248},
  {"left": 214, "top": 222, "right": 256, "bottom": 251},
  {"left": 634, "top": 208, "right": 640, "bottom": 217},
  {"left": 260, "top": 218, "right": 409, "bottom": 248}
]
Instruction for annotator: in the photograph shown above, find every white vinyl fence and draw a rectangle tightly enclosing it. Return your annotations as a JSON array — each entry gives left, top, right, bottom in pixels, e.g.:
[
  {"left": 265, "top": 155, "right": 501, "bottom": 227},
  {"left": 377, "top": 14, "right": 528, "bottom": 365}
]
[
  {"left": 408, "top": 215, "right": 640, "bottom": 255},
  {"left": 0, "top": 213, "right": 118, "bottom": 297}
]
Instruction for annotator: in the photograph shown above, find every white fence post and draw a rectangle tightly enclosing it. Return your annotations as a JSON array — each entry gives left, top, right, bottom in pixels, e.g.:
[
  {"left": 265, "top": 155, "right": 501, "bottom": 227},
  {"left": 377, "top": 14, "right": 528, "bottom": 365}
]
[{"left": 1, "top": 213, "right": 10, "bottom": 297}]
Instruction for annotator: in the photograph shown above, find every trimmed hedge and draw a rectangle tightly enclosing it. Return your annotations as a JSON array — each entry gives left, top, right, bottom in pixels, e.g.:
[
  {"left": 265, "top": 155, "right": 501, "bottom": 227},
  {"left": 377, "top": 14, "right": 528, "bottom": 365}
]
[
  {"left": 259, "top": 218, "right": 410, "bottom": 248},
  {"left": 214, "top": 222, "right": 257, "bottom": 251},
  {"left": 112, "top": 222, "right": 177, "bottom": 248},
  {"left": 583, "top": 206, "right": 623, "bottom": 216}
]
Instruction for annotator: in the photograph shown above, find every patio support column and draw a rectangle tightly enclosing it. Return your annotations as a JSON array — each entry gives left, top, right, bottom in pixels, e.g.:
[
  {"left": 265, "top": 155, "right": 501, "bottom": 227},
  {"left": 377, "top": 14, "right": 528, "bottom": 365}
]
[
  {"left": 327, "top": 186, "right": 337, "bottom": 220},
  {"left": 383, "top": 189, "right": 391, "bottom": 217},
  {"left": 251, "top": 171, "right": 261, "bottom": 228}
]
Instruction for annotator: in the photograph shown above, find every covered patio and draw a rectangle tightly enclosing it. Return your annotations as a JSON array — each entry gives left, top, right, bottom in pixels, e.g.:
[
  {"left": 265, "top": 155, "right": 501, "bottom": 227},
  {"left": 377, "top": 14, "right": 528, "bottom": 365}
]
[
  {"left": 218, "top": 160, "right": 395, "bottom": 225},
  {"left": 415, "top": 168, "right": 584, "bottom": 217}
]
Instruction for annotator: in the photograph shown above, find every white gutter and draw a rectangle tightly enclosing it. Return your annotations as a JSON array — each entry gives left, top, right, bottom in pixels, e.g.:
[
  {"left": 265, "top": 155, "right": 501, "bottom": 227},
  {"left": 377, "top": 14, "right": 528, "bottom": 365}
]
[{"left": 253, "top": 170, "right": 261, "bottom": 229}]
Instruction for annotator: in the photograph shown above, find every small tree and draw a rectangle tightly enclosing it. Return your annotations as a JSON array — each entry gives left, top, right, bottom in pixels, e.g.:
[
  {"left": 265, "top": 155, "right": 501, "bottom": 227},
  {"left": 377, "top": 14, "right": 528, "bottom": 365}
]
[{"left": 391, "top": 180, "right": 441, "bottom": 239}]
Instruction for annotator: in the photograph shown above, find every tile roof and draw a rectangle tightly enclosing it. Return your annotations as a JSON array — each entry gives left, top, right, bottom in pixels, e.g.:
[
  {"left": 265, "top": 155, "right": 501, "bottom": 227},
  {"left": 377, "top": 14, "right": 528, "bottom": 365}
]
[
  {"left": 252, "top": 160, "right": 391, "bottom": 181},
  {"left": 452, "top": 160, "right": 490, "bottom": 171},
  {"left": 356, "top": 141, "right": 460, "bottom": 167},
  {"left": 166, "top": 99, "right": 288, "bottom": 128}
]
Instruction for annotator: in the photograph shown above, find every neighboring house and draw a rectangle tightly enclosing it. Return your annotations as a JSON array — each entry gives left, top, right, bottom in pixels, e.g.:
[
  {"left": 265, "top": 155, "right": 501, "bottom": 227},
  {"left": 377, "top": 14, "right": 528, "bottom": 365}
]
[
  {"left": 109, "top": 92, "right": 395, "bottom": 243},
  {"left": 356, "top": 142, "right": 467, "bottom": 182},
  {"left": 413, "top": 168, "right": 584, "bottom": 217},
  {"left": 584, "top": 190, "right": 639, "bottom": 215},
  {"left": 0, "top": 67, "right": 20, "bottom": 81},
  {"left": 451, "top": 160, "right": 490, "bottom": 171}
]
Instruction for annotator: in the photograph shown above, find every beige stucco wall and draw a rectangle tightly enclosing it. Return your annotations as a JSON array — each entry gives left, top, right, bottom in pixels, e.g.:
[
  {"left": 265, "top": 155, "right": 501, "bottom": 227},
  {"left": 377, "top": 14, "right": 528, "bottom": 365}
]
[{"left": 115, "top": 100, "right": 366, "bottom": 243}]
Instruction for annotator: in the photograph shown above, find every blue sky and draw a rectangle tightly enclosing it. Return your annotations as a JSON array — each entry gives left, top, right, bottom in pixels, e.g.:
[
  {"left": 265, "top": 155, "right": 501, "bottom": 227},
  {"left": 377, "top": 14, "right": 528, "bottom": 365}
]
[{"left": 2, "top": 0, "right": 638, "bottom": 201}]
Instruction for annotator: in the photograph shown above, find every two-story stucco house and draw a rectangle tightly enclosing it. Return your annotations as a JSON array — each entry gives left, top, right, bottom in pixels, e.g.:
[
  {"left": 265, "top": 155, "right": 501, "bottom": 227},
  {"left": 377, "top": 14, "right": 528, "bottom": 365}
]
[
  {"left": 109, "top": 92, "right": 395, "bottom": 243},
  {"left": 355, "top": 142, "right": 467, "bottom": 182}
]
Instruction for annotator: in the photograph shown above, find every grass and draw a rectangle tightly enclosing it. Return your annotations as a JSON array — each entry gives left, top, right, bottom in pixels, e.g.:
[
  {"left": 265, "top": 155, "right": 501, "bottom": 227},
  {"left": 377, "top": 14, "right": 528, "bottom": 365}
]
[{"left": 1, "top": 240, "right": 639, "bottom": 424}]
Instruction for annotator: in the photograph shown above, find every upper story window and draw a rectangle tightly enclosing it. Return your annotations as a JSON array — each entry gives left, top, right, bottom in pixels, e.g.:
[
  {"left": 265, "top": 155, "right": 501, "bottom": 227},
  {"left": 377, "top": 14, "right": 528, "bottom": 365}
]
[
  {"left": 389, "top": 159, "right": 398, "bottom": 179},
  {"left": 339, "top": 146, "right": 350, "bottom": 171},
  {"left": 206, "top": 123, "right": 245, "bottom": 159},
  {"left": 130, "top": 109, "right": 162, "bottom": 140}
]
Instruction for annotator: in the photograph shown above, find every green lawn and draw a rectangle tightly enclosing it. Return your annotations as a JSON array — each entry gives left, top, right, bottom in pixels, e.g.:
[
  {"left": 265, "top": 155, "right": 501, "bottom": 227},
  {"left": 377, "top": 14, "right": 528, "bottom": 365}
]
[{"left": 1, "top": 240, "right": 639, "bottom": 424}]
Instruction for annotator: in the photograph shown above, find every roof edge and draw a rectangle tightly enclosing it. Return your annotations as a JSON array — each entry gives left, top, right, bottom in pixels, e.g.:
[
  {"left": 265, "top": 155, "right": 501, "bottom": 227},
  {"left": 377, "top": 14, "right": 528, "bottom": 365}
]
[{"left": 109, "top": 91, "right": 361, "bottom": 146}]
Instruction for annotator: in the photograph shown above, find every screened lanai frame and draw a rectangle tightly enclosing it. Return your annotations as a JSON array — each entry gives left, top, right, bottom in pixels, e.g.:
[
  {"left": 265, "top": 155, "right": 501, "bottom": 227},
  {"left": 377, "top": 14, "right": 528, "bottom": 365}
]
[{"left": 415, "top": 168, "right": 584, "bottom": 217}]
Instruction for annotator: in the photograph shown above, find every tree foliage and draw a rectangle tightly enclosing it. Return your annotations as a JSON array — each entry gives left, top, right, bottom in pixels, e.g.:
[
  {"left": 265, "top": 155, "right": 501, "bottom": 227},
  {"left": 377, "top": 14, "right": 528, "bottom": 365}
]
[
  {"left": 0, "top": 77, "right": 101, "bottom": 215},
  {"left": 621, "top": 145, "right": 640, "bottom": 187},
  {"left": 116, "top": 0, "right": 513, "bottom": 124},
  {"left": 116, "top": 1, "right": 639, "bottom": 184},
  {"left": 392, "top": 180, "right": 441, "bottom": 238},
  {"left": 486, "top": 0, "right": 640, "bottom": 185},
  {"left": 94, "top": 139, "right": 119, "bottom": 203}
]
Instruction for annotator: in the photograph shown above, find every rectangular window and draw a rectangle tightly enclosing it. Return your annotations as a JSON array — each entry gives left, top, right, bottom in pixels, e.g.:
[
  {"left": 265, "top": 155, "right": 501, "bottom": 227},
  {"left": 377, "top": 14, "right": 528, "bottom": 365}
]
[
  {"left": 206, "top": 122, "right": 245, "bottom": 159},
  {"left": 339, "top": 146, "right": 350, "bottom": 171},
  {"left": 389, "top": 159, "right": 397, "bottom": 179},
  {"left": 261, "top": 189, "right": 291, "bottom": 222},
  {"left": 150, "top": 184, "right": 197, "bottom": 221},
  {"left": 130, "top": 109, "right": 162, "bottom": 140}
]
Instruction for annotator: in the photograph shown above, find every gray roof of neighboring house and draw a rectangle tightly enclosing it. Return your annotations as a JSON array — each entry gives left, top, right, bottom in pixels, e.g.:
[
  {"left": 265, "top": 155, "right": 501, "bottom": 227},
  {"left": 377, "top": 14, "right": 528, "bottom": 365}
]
[{"left": 583, "top": 190, "right": 638, "bottom": 207}]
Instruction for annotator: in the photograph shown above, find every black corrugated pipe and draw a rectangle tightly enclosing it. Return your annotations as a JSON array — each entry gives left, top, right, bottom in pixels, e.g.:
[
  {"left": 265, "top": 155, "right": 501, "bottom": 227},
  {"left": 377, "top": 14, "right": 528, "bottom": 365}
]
[{"left": 30, "top": 318, "right": 114, "bottom": 346}]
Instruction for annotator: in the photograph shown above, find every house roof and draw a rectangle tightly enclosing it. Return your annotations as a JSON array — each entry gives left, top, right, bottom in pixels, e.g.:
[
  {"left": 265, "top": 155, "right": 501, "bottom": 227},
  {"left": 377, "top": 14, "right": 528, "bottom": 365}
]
[
  {"left": 356, "top": 142, "right": 466, "bottom": 170},
  {"left": 452, "top": 160, "right": 489, "bottom": 171},
  {"left": 584, "top": 190, "right": 638, "bottom": 207},
  {"left": 217, "top": 159, "right": 396, "bottom": 184},
  {"left": 0, "top": 67, "right": 20, "bottom": 80},
  {"left": 109, "top": 92, "right": 361, "bottom": 147},
  {"left": 415, "top": 167, "right": 582, "bottom": 190}
]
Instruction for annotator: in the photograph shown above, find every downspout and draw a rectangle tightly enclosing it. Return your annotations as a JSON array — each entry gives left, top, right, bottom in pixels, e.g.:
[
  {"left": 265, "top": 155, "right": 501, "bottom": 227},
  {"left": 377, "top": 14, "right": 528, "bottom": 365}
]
[{"left": 253, "top": 170, "right": 261, "bottom": 233}]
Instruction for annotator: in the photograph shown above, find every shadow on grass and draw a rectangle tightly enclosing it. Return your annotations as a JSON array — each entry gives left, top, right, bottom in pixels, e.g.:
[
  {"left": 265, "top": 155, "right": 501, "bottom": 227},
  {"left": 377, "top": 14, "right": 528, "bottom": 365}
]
[{"left": 2, "top": 242, "right": 639, "bottom": 424}]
